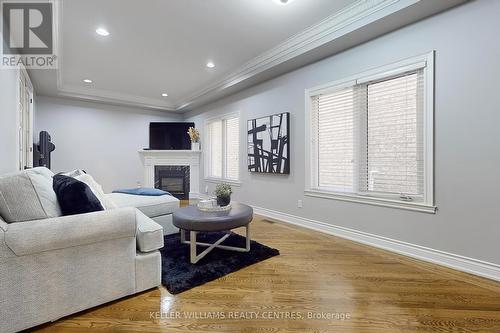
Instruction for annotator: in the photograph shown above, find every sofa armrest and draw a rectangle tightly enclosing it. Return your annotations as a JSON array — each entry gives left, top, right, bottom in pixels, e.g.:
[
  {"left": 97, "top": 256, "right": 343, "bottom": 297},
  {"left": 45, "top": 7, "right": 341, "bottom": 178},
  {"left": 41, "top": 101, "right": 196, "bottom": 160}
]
[
  {"left": 4, "top": 207, "right": 138, "bottom": 256},
  {"left": 136, "top": 210, "right": 164, "bottom": 252}
]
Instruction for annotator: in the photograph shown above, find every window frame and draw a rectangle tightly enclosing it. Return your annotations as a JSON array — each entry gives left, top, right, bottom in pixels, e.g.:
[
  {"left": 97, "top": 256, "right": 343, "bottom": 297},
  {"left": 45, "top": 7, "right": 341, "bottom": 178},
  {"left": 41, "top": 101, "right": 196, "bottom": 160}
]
[
  {"left": 304, "top": 52, "right": 435, "bottom": 213},
  {"left": 204, "top": 112, "right": 242, "bottom": 186}
]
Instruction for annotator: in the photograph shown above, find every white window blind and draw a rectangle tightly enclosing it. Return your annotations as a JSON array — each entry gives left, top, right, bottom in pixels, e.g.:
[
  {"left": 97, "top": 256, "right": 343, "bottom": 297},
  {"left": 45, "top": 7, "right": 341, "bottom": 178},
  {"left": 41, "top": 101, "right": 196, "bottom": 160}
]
[
  {"left": 206, "top": 115, "right": 240, "bottom": 181},
  {"left": 316, "top": 87, "right": 356, "bottom": 192},
  {"left": 225, "top": 117, "right": 240, "bottom": 180},
  {"left": 366, "top": 72, "right": 423, "bottom": 198},
  {"left": 208, "top": 120, "right": 222, "bottom": 178},
  {"left": 311, "top": 68, "right": 427, "bottom": 204}
]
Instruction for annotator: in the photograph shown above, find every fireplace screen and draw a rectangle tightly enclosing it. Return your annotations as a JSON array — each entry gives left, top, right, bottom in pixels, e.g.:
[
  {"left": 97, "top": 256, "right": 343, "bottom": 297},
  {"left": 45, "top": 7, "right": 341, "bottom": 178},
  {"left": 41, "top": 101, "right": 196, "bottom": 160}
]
[
  {"left": 161, "top": 177, "right": 184, "bottom": 192},
  {"left": 154, "top": 166, "right": 190, "bottom": 199}
]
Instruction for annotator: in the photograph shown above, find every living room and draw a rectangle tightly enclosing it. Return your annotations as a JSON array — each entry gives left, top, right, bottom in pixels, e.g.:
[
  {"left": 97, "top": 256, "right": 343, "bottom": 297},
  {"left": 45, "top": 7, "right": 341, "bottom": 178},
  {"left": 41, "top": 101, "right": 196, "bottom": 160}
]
[{"left": 1, "top": 0, "right": 500, "bottom": 332}]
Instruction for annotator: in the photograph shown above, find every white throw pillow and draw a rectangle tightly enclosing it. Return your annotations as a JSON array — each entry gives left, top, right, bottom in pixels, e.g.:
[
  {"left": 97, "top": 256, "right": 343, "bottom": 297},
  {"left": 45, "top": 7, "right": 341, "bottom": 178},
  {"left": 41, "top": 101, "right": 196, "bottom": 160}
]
[
  {"left": 63, "top": 170, "right": 117, "bottom": 210},
  {"left": 63, "top": 169, "right": 86, "bottom": 178},
  {"left": 75, "top": 174, "right": 117, "bottom": 210}
]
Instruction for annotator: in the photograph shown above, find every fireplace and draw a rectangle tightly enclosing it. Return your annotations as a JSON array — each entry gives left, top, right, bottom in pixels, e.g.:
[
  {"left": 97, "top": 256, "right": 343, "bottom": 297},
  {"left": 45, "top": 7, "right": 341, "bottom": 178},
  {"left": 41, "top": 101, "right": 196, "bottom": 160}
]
[
  {"left": 155, "top": 166, "right": 190, "bottom": 200},
  {"left": 140, "top": 149, "right": 201, "bottom": 199}
]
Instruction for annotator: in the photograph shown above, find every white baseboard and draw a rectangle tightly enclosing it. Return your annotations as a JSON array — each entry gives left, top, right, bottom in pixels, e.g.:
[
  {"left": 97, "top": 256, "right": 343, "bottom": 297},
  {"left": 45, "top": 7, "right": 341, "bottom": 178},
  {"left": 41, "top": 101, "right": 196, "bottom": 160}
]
[{"left": 252, "top": 205, "right": 500, "bottom": 282}]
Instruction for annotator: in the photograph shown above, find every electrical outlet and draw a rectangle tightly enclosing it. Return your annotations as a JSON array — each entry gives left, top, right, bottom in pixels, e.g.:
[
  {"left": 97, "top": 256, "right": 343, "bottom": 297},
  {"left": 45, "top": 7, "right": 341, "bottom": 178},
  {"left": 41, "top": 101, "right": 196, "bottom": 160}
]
[
  {"left": 205, "top": 185, "right": 209, "bottom": 194},
  {"left": 297, "top": 200, "right": 303, "bottom": 208},
  {"left": 136, "top": 181, "right": 141, "bottom": 188}
]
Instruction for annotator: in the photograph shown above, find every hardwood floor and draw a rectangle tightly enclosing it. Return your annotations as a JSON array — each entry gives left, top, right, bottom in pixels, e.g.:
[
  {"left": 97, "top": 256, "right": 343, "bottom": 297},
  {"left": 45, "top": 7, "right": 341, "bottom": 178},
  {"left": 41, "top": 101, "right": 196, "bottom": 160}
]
[{"left": 34, "top": 211, "right": 500, "bottom": 332}]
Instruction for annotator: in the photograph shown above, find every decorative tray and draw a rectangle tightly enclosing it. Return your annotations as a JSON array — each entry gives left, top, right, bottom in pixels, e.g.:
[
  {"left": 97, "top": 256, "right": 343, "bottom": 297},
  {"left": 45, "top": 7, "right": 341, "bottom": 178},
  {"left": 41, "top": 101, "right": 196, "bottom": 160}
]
[{"left": 197, "top": 202, "right": 232, "bottom": 212}]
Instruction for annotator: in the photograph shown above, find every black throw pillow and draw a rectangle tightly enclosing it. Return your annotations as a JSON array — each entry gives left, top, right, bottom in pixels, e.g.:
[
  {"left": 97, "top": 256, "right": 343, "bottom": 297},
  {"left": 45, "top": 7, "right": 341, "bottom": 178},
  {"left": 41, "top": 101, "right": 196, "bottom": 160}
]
[{"left": 53, "top": 175, "right": 104, "bottom": 216}]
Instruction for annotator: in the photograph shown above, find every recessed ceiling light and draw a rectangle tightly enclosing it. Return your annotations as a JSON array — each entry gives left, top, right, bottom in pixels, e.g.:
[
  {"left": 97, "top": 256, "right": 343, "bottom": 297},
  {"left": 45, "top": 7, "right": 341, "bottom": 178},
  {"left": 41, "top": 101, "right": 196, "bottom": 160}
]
[
  {"left": 206, "top": 62, "right": 215, "bottom": 68},
  {"left": 96, "top": 27, "right": 110, "bottom": 36},
  {"left": 161, "top": 93, "right": 168, "bottom": 97},
  {"left": 273, "top": 0, "right": 294, "bottom": 5},
  {"left": 83, "top": 79, "right": 93, "bottom": 83}
]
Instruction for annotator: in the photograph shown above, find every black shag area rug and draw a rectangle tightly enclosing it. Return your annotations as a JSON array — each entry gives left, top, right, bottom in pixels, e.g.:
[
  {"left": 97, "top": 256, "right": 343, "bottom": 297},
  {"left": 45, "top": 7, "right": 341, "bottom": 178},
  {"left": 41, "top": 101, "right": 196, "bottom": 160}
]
[{"left": 159, "top": 232, "right": 279, "bottom": 294}]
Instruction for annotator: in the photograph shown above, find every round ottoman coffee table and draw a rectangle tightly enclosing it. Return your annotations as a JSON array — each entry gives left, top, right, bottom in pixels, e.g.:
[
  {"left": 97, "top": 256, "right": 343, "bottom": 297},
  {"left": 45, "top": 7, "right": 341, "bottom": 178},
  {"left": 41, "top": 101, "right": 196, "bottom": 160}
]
[{"left": 173, "top": 203, "right": 253, "bottom": 264}]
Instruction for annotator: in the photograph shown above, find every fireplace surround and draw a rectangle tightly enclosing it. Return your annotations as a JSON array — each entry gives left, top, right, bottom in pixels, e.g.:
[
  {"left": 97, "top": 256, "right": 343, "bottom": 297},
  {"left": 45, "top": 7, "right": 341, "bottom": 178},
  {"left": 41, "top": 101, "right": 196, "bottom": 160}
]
[{"left": 139, "top": 149, "right": 202, "bottom": 199}]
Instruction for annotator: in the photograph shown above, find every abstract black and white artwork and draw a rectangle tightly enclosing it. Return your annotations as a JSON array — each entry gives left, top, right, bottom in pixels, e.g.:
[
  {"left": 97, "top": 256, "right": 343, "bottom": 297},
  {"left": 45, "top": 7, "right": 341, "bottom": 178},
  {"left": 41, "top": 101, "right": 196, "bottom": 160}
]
[{"left": 248, "top": 112, "right": 290, "bottom": 174}]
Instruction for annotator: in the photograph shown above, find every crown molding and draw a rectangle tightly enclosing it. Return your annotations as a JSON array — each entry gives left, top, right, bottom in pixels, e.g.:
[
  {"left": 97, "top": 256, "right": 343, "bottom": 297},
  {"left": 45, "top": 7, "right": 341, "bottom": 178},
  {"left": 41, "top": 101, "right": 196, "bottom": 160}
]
[
  {"left": 51, "top": 0, "right": 465, "bottom": 112},
  {"left": 174, "top": 0, "right": 414, "bottom": 111},
  {"left": 53, "top": 0, "right": 177, "bottom": 112},
  {"left": 56, "top": 85, "right": 178, "bottom": 111}
]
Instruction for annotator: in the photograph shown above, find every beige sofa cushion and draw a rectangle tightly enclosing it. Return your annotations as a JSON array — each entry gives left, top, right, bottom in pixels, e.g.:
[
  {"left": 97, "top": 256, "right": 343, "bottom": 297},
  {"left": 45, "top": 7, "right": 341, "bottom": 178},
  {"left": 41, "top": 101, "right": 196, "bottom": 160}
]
[
  {"left": 106, "top": 193, "right": 179, "bottom": 218},
  {"left": 0, "top": 167, "right": 61, "bottom": 223}
]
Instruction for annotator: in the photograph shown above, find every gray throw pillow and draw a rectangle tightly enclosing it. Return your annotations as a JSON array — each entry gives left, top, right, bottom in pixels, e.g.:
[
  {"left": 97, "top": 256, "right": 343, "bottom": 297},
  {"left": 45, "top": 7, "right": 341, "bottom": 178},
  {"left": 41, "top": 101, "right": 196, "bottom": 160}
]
[{"left": 0, "top": 167, "right": 62, "bottom": 223}]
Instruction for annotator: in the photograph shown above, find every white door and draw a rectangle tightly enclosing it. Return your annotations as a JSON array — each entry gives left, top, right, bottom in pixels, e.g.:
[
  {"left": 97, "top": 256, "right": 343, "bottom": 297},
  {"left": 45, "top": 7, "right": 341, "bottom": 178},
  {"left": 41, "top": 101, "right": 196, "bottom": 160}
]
[{"left": 18, "top": 71, "right": 34, "bottom": 170}]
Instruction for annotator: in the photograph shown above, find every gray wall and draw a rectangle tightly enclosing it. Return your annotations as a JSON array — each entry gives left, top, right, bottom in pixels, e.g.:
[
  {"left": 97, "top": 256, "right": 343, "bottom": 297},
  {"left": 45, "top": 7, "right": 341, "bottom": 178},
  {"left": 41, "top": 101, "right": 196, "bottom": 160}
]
[
  {"left": 35, "top": 97, "right": 182, "bottom": 192},
  {"left": 0, "top": 70, "right": 19, "bottom": 174},
  {"left": 186, "top": 0, "right": 500, "bottom": 265}
]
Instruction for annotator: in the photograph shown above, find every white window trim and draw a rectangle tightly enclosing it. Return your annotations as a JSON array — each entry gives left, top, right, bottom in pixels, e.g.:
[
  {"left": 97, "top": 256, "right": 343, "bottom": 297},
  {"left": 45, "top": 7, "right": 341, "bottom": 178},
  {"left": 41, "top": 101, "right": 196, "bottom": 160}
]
[
  {"left": 304, "top": 51, "right": 436, "bottom": 214},
  {"left": 205, "top": 177, "right": 242, "bottom": 187},
  {"left": 204, "top": 111, "right": 241, "bottom": 183}
]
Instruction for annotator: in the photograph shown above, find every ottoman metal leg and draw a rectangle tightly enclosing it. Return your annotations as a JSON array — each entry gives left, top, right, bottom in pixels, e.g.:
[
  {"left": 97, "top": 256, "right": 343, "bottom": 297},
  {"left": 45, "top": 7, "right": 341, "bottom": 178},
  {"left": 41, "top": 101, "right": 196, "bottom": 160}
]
[
  {"left": 245, "top": 224, "right": 251, "bottom": 251},
  {"left": 190, "top": 231, "right": 197, "bottom": 264},
  {"left": 180, "top": 225, "right": 252, "bottom": 264}
]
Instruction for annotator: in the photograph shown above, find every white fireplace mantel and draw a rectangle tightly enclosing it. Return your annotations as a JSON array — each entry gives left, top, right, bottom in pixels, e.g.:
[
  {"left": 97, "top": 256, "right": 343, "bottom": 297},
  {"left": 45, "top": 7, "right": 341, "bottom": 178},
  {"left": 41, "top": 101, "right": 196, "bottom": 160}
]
[{"left": 139, "top": 149, "right": 202, "bottom": 199}]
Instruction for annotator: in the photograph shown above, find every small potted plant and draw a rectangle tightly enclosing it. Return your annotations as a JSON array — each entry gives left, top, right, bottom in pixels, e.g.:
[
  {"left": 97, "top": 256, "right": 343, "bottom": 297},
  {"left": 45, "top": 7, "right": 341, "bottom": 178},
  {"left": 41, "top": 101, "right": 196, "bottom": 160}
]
[
  {"left": 214, "top": 183, "right": 232, "bottom": 207},
  {"left": 187, "top": 127, "right": 200, "bottom": 150}
]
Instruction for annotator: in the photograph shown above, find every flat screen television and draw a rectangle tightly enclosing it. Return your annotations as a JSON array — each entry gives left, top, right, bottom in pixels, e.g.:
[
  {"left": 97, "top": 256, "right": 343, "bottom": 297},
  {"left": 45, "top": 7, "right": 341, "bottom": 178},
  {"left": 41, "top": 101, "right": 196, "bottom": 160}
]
[{"left": 149, "top": 122, "right": 195, "bottom": 150}]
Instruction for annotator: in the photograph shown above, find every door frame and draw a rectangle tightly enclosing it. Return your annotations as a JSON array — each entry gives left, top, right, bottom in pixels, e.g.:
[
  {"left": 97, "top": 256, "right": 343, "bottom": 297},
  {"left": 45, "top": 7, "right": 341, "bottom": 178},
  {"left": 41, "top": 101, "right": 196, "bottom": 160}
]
[{"left": 16, "top": 65, "right": 34, "bottom": 170}]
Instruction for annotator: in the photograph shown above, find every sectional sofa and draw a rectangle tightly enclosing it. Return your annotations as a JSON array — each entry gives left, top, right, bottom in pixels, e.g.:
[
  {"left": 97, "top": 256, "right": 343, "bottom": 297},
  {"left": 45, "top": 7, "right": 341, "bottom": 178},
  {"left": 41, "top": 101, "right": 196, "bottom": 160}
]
[{"left": 0, "top": 167, "right": 179, "bottom": 333}]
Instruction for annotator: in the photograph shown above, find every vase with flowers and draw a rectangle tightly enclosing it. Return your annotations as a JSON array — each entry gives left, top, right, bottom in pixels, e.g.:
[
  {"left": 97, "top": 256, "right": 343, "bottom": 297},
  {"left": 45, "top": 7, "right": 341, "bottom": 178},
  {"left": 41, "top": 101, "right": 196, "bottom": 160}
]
[{"left": 187, "top": 127, "right": 200, "bottom": 150}]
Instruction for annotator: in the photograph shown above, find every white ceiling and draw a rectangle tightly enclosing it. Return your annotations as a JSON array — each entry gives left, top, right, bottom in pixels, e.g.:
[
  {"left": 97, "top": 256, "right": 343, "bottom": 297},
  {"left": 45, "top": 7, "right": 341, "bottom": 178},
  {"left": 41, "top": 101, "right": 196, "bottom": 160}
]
[
  {"left": 32, "top": 0, "right": 356, "bottom": 109},
  {"left": 30, "top": 0, "right": 467, "bottom": 112}
]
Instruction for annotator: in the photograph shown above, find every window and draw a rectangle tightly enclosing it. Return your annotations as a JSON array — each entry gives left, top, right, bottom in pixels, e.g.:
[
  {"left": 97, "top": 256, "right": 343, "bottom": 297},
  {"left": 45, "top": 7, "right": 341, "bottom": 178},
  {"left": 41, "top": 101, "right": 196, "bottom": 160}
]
[
  {"left": 306, "top": 53, "right": 435, "bottom": 213},
  {"left": 208, "top": 121, "right": 223, "bottom": 178},
  {"left": 205, "top": 114, "right": 240, "bottom": 182}
]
